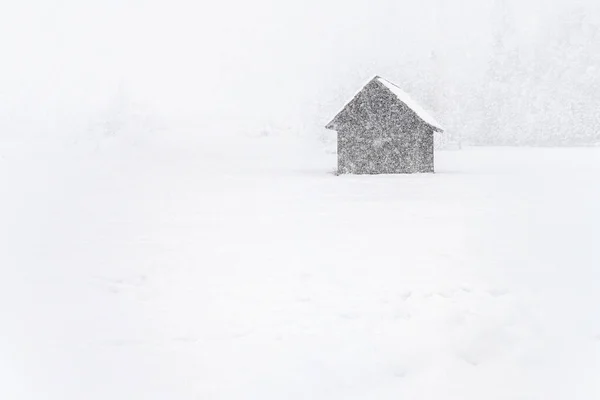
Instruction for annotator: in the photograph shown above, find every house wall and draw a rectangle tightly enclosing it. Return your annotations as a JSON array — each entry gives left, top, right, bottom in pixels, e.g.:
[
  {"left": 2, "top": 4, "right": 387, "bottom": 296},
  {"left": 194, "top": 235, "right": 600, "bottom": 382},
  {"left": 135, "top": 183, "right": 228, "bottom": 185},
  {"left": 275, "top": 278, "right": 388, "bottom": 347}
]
[
  {"left": 420, "top": 127, "right": 435, "bottom": 173},
  {"left": 335, "top": 80, "right": 435, "bottom": 174}
]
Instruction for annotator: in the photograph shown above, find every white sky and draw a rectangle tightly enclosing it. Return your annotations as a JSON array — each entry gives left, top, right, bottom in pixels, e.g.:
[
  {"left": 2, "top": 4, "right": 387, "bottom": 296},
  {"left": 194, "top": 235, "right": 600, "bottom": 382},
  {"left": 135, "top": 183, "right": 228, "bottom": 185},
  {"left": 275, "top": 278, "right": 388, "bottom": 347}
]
[{"left": 0, "top": 0, "right": 597, "bottom": 136}]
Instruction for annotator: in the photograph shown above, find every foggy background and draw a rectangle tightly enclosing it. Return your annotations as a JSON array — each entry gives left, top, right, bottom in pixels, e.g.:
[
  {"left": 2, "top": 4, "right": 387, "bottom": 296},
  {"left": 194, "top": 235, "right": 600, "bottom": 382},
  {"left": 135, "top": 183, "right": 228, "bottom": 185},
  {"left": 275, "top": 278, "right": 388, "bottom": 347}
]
[{"left": 2, "top": 0, "right": 599, "bottom": 146}]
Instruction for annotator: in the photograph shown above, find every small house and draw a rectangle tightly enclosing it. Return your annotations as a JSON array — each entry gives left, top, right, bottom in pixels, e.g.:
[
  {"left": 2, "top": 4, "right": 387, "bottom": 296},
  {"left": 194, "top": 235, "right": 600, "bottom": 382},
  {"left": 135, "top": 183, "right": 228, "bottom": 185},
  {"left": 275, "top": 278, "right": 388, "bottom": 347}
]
[{"left": 325, "top": 76, "right": 444, "bottom": 174}]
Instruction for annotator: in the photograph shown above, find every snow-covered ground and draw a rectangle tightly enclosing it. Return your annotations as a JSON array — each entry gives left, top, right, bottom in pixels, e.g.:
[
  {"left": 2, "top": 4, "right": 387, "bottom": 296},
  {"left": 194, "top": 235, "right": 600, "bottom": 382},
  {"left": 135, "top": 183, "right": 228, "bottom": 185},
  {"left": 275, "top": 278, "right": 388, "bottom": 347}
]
[{"left": 1, "top": 133, "right": 599, "bottom": 399}]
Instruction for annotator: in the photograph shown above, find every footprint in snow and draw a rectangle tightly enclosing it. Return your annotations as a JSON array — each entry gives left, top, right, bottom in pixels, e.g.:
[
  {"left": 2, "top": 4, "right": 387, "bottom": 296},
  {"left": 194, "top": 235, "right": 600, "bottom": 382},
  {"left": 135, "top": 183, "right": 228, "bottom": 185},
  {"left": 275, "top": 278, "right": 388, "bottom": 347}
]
[
  {"left": 488, "top": 288, "right": 510, "bottom": 297},
  {"left": 392, "top": 367, "right": 407, "bottom": 378},
  {"left": 399, "top": 291, "right": 412, "bottom": 301}
]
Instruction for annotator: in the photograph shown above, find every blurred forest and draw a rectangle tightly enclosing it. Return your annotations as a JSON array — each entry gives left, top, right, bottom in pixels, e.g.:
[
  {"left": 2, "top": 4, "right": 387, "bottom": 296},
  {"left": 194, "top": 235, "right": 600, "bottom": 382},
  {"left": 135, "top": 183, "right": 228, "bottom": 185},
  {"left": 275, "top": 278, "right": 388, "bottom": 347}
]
[
  {"left": 432, "top": 2, "right": 600, "bottom": 146},
  {"left": 1, "top": 0, "right": 599, "bottom": 147}
]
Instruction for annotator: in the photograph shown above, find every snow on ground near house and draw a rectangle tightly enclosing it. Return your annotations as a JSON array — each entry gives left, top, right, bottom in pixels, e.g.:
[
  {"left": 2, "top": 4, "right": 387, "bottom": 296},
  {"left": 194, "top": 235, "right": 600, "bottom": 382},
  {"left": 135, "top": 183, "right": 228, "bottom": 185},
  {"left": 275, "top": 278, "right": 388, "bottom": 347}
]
[{"left": 1, "top": 133, "right": 600, "bottom": 399}]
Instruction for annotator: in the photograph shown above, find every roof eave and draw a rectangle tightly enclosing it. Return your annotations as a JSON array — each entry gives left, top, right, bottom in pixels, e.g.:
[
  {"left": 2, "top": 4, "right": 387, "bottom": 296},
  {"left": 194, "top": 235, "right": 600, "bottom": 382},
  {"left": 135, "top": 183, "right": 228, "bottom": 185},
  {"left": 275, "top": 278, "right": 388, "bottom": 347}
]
[{"left": 422, "top": 119, "right": 444, "bottom": 133}]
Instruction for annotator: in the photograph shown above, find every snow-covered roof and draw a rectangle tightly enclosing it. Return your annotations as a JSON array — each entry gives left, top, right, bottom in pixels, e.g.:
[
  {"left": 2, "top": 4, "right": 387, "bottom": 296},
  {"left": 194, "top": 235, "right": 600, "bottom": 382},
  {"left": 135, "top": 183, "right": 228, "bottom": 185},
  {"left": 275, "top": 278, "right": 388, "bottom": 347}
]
[
  {"left": 326, "top": 76, "right": 444, "bottom": 133},
  {"left": 376, "top": 77, "right": 444, "bottom": 132}
]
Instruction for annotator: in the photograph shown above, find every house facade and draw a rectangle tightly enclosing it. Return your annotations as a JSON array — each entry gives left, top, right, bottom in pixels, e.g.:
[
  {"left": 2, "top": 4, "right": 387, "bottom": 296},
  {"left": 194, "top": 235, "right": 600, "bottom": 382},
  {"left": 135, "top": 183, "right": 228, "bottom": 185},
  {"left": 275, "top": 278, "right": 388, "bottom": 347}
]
[{"left": 326, "top": 76, "right": 444, "bottom": 174}]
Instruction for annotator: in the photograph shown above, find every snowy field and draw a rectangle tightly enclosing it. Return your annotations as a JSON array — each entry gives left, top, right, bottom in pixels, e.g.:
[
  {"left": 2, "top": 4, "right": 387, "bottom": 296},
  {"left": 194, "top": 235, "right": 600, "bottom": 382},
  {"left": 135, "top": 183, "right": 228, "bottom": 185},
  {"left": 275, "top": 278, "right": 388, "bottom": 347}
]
[{"left": 1, "top": 134, "right": 600, "bottom": 399}]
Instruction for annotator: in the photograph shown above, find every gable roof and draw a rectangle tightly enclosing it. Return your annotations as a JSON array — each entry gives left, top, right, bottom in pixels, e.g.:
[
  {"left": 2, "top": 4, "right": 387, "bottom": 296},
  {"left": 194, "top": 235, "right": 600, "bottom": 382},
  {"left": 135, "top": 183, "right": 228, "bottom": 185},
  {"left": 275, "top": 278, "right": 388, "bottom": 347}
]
[
  {"left": 376, "top": 77, "right": 444, "bottom": 132},
  {"left": 325, "top": 75, "right": 444, "bottom": 133}
]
